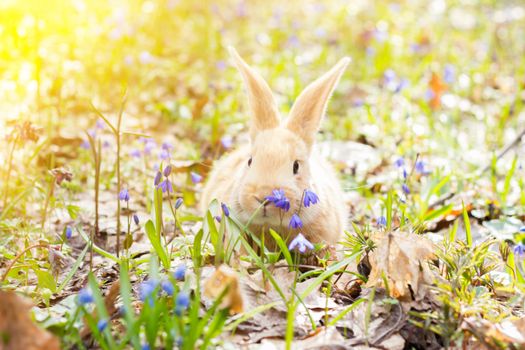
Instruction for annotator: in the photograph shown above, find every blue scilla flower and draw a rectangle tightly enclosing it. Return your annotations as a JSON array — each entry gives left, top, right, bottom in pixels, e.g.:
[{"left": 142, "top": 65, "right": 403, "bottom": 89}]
[
  {"left": 139, "top": 279, "right": 158, "bottom": 303},
  {"left": 175, "top": 198, "right": 183, "bottom": 209},
  {"left": 514, "top": 243, "right": 525, "bottom": 257},
  {"left": 289, "top": 213, "right": 303, "bottom": 229},
  {"left": 402, "top": 183, "right": 410, "bottom": 195},
  {"left": 265, "top": 189, "right": 290, "bottom": 212},
  {"left": 190, "top": 172, "right": 203, "bottom": 184},
  {"left": 129, "top": 149, "right": 141, "bottom": 158},
  {"left": 161, "top": 279, "right": 174, "bottom": 296},
  {"left": 65, "top": 226, "right": 73, "bottom": 239},
  {"left": 175, "top": 292, "right": 190, "bottom": 315},
  {"left": 97, "top": 319, "right": 108, "bottom": 332},
  {"left": 394, "top": 157, "right": 405, "bottom": 168},
  {"left": 154, "top": 171, "right": 162, "bottom": 186},
  {"left": 159, "top": 179, "right": 173, "bottom": 193},
  {"left": 221, "top": 203, "right": 230, "bottom": 217},
  {"left": 443, "top": 64, "right": 455, "bottom": 84},
  {"left": 288, "top": 233, "right": 314, "bottom": 253},
  {"left": 159, "top": 149, "right": 170, "bottom": 160},
  {"left": 303, "top": 189, "right": 319, "bottom": 207},
  {"left": 133, "top": 214, "right": 140, "bottom": 225},
  {"left": 77, "top": 288, "right": 94, "bottom": 305},
  {"left": 162, "top": 142, "right": 174, "bottom": 151},
  {"left": 163, "top": 165, "right": 172, "bottom": 177},
  {"left": 119, "top": 188, "right": 130, "bottom": 202},
  {"left": 377, "top": 216, "right": 387, "bottom": 227},
  {"left": 415, "top": 161, "right": 431, "bottom": 175},
  {"left": 173, "top": 264, "right": 186, "bottom": 281}
]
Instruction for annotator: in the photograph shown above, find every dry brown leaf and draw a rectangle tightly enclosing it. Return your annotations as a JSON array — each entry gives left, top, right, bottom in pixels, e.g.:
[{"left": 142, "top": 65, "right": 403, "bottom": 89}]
[
  {"left": 203, "top": 265, "right": 244, "bottom": 315},
  {"left": 366, "top": 231, "right": 435, "bottom": 301},
  {"left": 462, "top": 316, "right": 525, "bottom": 348},
  {"left": 0, "top": 291, "right": 60, "bottom": 350}
]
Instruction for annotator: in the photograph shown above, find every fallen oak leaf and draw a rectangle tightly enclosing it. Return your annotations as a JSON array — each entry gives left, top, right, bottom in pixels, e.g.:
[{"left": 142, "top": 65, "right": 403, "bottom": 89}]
[
  {"left": 0, "top": 291, "right": 60, "bottom": 350},
  {"left": 366, "top": 231, "right": 435, "bottom": 302},
  {"left": 203, "top": 265, "right": 243, "bottom": 315}
]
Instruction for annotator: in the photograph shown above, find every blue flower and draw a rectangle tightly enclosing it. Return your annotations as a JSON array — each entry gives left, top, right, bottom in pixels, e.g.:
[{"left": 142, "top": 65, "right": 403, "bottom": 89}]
[
  {"left": 161, "top": 279, "right": 174, "bottom": 296},
  {"left": 96, "top": 119, "right": 105, "bottom": 130},
  {"left": 265, "top": 189, "right": 290, "bottom": 212},
  {"left": 129, "top": 149, "right": 141, "bottom": 158},
  {"left": 289, "top": 213, "right": 303, "bottom": 229},
  {"left": 394, "top": 157, "right": 405, "bottom": 168},
  {"left": 520, "top": 226, "right": 525, "bottom": 233},
  {"left": 141, "top": 344, "right": 150, "bottom": 350},
  {"left": 415, "top": 161, "right": 431, "bottom": 175},
  {"left": 514, "top": 243, "right": 525, "bottom": 257},
  {"left": 119, "top": 189, "right": 130, "bottom": 202},
  {"left": 402, "top": 168, "right": 408, "bottom": 179},
  {"left": 159, "top": 179, "right": 173, "bottom": 193},
  {"left": 190, "top": 172, "right": 203, "bottom": 184},
  {"left": 162, "top": 142, "right": 174, "bottom": 151},
  {"left": 303, "top": 189, "right": 319, "bottom": 207},
  {"left": 175, "top": 292, "right": 190, "bottom": 315},
  {"left": 221, "top": 203, "right": 230, "bottom": 217},
  {"left": 402, "top": 184, "right": 410, "bottom": 195},
  {"left": 377, "top": 216, "right": 387, "bottom": 227},
  {"left": 97, "top": 319, "right": 108, "bottom": 332},
  {"left": 139, "top": 279, "right": 158, "bottom": 302},
  {"left": 163, "top": 165, "right": 172, "bottom": 177},
  {"left": 216, "top": 60, "right": 227, "bottom": 71},
  {"left": 80, "top": 140, "right": 90, "bottom": 150},
  {"left": 383, "top": 69, "right": 396, "bottom": 84},
  {"left": 288, "top": 233, "right": 314, "bottom": 253},
  {"left": 395, "top": 79, "right": 409, "bottom": 93},
  {"left": 173, "top": 264, "right": 186, "bottom": 281},
  {"left": 154, "top": 171, "right": 162, "bottom": 186},
  {"left": 133, "top": 214, "right": 140, "bottom": 225},
  {"left": 65, "top": 226, "right": 73, "bottom": 239},
  {"left": 443, "top": 64, "right": 455, "bottom": 84},
  {"left": 159, "top": 149, "right": 170, "bottom": 160},
  {"left": 141, "top": 138, "right": 156, "bottom": 155},
  {"left": 220, "top": 136, "right": 233, "bottom": 149},
  {"left": 175, "top": 198, "right": 183, "bottom": 209},
  {"left": 77, "top": 288, "right": 94, "bottom": 305},
  {"left": 215, "top": 215, "right": 222, "bottom": 223}
]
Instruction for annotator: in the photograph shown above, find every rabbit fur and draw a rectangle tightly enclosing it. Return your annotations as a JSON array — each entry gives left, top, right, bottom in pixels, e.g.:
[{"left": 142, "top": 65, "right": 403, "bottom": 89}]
[{"left": 201, "top": 47, "right": 349, "bottom": 248}]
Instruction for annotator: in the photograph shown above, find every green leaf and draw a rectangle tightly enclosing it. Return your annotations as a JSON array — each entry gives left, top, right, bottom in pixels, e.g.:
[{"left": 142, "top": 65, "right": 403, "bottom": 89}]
[
  {"left": 462, "top": 203, "right": 472, "bottom": 247},
  {"left": 58, "top": 244, "right": 89, "bottom": 293},
  {"left": 145, "top": 220, "right": 169, "bottom": 269},
  {"left": 35, "top": 269, "right": 57, "bottom": 293},
  {"left": 269, "top": 229, "right": 293, "bottom": 267}
]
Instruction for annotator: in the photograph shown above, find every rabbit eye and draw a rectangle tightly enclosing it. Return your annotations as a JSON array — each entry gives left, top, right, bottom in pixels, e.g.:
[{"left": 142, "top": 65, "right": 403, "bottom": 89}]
[
  {"left": 248, "top": 157, "right": 252, "bottom": 167},
  {"left": 293, "top": 160, "right": 299, "bottom": 174}
]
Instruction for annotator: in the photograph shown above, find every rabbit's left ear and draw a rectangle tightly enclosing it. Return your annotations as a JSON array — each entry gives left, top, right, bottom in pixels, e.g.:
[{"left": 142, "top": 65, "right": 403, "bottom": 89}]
[{"left": 286, "top": 57, "right": 350, "bottom": 148}]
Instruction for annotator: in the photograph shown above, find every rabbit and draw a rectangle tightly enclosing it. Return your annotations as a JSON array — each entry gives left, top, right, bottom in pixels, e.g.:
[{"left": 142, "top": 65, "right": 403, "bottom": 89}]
[{"left": 201, "top": 46, "right": 349, "bottom": 250}]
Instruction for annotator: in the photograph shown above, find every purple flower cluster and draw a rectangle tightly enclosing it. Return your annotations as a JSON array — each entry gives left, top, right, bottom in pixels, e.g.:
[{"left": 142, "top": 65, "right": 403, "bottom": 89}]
[
  {"left": 265, "top": 189, "right": 290, "bottom": 212},
  {"left": 155, "top": 165, "right": 173, "bottom": 193}
]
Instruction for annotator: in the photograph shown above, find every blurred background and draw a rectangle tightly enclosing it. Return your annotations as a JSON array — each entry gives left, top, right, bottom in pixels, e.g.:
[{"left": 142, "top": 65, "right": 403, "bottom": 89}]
[{"left": 1, "top": 0, "right": 524, "bottom": 211}]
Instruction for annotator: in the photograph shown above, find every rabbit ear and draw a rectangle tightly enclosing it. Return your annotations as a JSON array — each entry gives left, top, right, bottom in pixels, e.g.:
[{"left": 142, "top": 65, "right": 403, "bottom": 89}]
[
  {"left": 228, "top": 46, "right": 280, "bottom": 140},
  {"left": 286, "top": 57, "right": 350, "bottom": 148}
]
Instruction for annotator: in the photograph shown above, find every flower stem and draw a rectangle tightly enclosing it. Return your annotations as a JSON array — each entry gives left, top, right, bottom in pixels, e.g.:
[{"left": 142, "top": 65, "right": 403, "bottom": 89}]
[{"left": 2, "top": 134, "right": 19, "bottom": 209}]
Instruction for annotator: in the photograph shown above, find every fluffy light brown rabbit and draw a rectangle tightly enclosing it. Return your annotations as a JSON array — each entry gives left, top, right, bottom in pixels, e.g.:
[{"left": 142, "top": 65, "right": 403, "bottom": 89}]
[{"left": 201, "top": 47, "right": 349, "bottom": 248}]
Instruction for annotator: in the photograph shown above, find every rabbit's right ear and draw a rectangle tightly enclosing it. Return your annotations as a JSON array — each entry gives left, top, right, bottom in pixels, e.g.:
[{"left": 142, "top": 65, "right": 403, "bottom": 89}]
[{"left": 228, "top": 47, "right": 280, "bottom": 140}]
